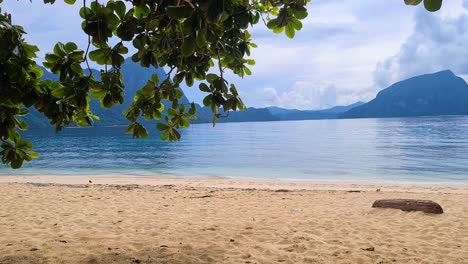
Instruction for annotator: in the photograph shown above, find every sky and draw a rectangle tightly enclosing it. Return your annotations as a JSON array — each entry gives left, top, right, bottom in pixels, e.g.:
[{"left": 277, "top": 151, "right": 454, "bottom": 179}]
[{"left": 2, "top": 0, "right": 468, "bottom": 110}]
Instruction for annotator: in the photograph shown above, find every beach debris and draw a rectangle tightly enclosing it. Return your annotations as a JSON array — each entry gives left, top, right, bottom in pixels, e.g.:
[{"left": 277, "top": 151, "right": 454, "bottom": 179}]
[
  {"left": 88, "top": 180, "right": 93, "bottom": 183},
  {"left": 230, "top": 239, "right": 235, "bottom": 242},
  {"left": 361, "top": 246, "right": 375, "bottom": 251},
  {"left": 29, "top": 183, "right": 52, "bottom": 187},
  {"left": 275, "top": 189, "right": 290, "bottom": 193},
  {"left": 30, "top": 248, "right": 38, "bottom": 251},
  {"left": 189, "top": 195, "right": 213, "bottom": 198},
  {"left": 347, "top": 190, "right": 361, "bottom": 193},
  {"left": 290, "top": 208, "right": 303, "bottom": 213},
  {"left": 376, "top": 188, "right": 381, "bottom": 192},
  {"left": 29, "top": 182, "right": 89, "bottom": 188},
  {"left": 112, "top": 184, "right": 140, "bottom": 191},
  {"left": 160, "top": 245, "right": 169, "bottom": 248},
  {"left": 58, "top": 240, "right": 67, "bottom": 243},
  {"left": 372, "top": 199, "right": 443, "bottom": 214}
]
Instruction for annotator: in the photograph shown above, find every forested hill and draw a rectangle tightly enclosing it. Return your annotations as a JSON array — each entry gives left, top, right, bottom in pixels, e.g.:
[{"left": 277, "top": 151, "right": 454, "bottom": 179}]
[{"left": 341, "top": 70, "right": 468, "bottom": 119}]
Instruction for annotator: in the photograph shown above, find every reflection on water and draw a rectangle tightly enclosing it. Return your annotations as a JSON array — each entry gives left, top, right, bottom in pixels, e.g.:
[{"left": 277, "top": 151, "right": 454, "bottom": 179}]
[{"left": 1, "top": 116, "right": 468, "bottom": 184}]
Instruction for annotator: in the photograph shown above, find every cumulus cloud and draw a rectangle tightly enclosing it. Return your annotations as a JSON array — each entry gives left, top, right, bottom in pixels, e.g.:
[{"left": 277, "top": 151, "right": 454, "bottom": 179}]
[
  {"left": 373, "top": 7, "right": 468, "bottom": 88},
  {"left": 260, "top": 82, "right": 367, "bottom": 110}
]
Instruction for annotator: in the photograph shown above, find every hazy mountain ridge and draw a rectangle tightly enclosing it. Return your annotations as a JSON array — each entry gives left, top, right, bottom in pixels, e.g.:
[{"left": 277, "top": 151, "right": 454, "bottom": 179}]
[
  {"left": 341, "top": 70, "right": 468, "bottom": 119},
  {"left": 267, "top": 102, "right": 365, "bottom": 121}
]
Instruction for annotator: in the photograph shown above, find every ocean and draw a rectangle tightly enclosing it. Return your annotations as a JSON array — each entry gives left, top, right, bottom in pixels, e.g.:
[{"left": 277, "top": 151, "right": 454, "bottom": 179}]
[{"left": 2, "top": 116, "right": 468, "bottom": 184}]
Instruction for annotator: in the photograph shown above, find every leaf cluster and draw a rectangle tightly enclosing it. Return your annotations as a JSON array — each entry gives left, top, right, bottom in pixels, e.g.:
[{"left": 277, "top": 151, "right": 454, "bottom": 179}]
[{"left": 404, "top": 0, "right": 442, "bottom": 12}]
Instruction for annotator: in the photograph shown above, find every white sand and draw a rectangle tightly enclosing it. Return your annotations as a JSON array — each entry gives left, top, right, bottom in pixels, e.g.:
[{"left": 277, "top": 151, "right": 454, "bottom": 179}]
[{"left": 0, "top": 175, "right": 467, "bottom": 263}]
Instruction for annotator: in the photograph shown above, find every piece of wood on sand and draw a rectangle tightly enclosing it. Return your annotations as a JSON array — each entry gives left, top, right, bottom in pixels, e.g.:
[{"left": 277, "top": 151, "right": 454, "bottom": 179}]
[{"left": 372, "top": 199, "right": 444, "bottom": 214}]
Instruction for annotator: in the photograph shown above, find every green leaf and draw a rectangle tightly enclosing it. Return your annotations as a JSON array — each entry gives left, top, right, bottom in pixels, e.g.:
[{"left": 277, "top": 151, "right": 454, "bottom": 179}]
[
  {"left": 293, "top": 9, "right": 308, "bottom": 19},
  {"left": 424, "top": 0, "right": 442, "bottom": 12},
  {"left": 168, "top": 108, "right": 177, "bottom": 117},
  {"left": 11, "top": 158, "right": 24, "bottom": 169},
  {"left": 273, "top": 27, "right": 284, "bottom": 34},
  {"left": 15, "top": 119, "right": 28, "bottom": 131},
  {"left": 196, "top": 27, "right": 207, "bottom": 48},
  {"left": 267, "top": 18, "right": 278, "bottom": 29},
  {"left": 206, "top": 74, "right": 218, "bottom": 83},
  {"left": 246, "top": 59, "right": 255, "bottom": 66},
  {"left": 136, "top": 125, "right": 148, "bottom": 138},
  {"left": 166, "top": 6, "right": 194, "bottom": 19},
  {"left": 16, "top": 139, "right": 33, "bottom": 149},
  {"left": 18, "top": 108, "right": 29, "bottom": 116},
  {"left": 161, "top": 130, "right": 169, "bottom": 140},
  {"left": 51, "top": 88, "right": 66, "bottom": 98},
  {"left": 203, "top": 94, "right": 213, "bottom": 107},
  {"left": 125, "top": 123, "right": 136, "bottom": 134},
  {"left": 156, "top": 123, "right": 169, "bottom": 131},
  {"left": 404, "top": 0, "right": 423, "bottom": 5},
  {"left": 114, "top": 1, "right": 126, "bottom": 18},
  {"left": 285, "top": 24, "right": 295, "bottom": 39},
  {"left": 7, "top": 129, "right": 20, "bottom": 143},
  {"left": 64, "top": 0, "right": 76, "bottom": 5},
  {"left": 180, "top": 118, "right": 190, "bottom": 128},
  {"left": 90, "top": 88, "right": 107, "bottom": 99},
  {"left": 28, "top": 151, "right": 39, "bottom": 159},
  {"left": 199, "top": 83, "right": 211, "bottom": 92},
  {"left": 290, "top": 19, "right": 303, "bottom": 31},
  {"left": 64, "top": 42, "right": 78, "bottom": 51},
  {"left": 181, "top": 35, "right": 196, "bottom": 57},
  {"left": 151, "top": 74, "right": 159, "bottom": 84}
]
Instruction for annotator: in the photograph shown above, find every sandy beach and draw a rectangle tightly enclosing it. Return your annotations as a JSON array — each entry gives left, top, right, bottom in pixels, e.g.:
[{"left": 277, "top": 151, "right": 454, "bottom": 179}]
[{"left": 0, "top": 176, "right": 467, "bottom": 264}]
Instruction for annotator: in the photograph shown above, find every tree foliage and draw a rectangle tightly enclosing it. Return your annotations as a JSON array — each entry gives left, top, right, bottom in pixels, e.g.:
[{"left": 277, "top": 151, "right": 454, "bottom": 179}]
[
  {"left": 0, "top": 0, "right": 442, "bottom": 168},
  {"left": 404, "top": 0, "right": 442, "bottom": 12}
]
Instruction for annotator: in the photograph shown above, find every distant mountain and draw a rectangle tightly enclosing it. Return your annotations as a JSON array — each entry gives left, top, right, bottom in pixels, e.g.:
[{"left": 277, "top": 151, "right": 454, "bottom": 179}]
[
  {"left": 341, "top": 70, "right": 468, "bottom": 119},
  {"left": 319, "top": 102, "right": 365, "bottom": 114},
  {"left": 194, "top": 106, "right": 279, "bottom": 124},
  {"left": 266, "top": 102, "right": 364, "bottom": 121}
]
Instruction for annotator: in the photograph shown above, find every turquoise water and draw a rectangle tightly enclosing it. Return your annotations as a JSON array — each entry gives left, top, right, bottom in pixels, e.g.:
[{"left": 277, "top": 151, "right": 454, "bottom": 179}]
[{"left": 2, "top": 116, "right": 468, "bottom": 184}]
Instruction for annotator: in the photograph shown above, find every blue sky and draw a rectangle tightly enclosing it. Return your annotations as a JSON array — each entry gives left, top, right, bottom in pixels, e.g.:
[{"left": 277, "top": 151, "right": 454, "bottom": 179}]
[{"left": 3, "top": 0, "right": 468, "bottom": 110}]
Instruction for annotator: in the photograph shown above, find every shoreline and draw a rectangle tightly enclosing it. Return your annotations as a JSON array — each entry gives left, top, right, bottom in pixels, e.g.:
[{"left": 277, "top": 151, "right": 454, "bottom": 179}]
[
  {"left": 1, "top": 174, "right": 467, "bottom": 194},
  {"left": 3, "top": 171, "right": 468, "bottom": 187}
]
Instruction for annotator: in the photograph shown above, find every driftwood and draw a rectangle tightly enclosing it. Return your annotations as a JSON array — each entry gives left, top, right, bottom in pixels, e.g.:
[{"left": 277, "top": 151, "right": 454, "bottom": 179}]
[{"left": 372, "top": 199, "right": 443, "bottom": 214}]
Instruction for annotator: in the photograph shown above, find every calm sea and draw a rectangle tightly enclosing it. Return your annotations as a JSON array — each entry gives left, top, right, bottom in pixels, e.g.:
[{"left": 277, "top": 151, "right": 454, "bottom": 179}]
[{"left": 2, "top": 116, "right": 468, "bottom": 184}]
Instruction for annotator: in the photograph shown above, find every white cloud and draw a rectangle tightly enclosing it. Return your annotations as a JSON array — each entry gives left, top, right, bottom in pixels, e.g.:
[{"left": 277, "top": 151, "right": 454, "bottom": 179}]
[
  {"left": 260, "top": 82, "right": 367, "bottom": 110},
  {"left": 373, "top": 5, "right": 468, "bottom": 88},
  {"left": 2, "top": 1, "right": 84, "bottom": 60}
]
